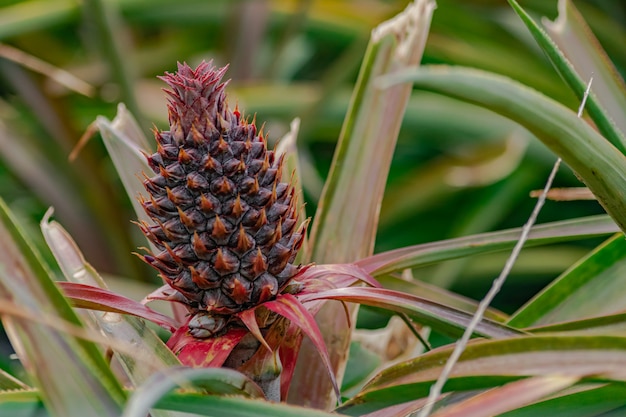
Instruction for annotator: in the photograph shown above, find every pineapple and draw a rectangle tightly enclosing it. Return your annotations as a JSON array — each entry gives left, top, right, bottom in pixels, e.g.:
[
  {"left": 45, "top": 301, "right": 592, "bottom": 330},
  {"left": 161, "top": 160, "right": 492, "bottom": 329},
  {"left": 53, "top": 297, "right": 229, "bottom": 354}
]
[{"left": 138, "top": 61, "right": 306, "bottom": 331}]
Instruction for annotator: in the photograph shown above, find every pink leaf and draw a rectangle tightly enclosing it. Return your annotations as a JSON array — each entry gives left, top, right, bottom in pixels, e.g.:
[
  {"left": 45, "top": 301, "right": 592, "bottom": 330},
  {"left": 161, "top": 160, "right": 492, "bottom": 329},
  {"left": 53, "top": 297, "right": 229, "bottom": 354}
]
[
  {"left": 167, "top": 322, "right": 248, "bottom": 368},
  {"left": 298, "top": 287, "right": 520, "bottom": 339},
  {"left": 279, "top": 321, "right": 304, "bottom": 399},
  {"left": 296, "top": 263, "right": 382, "bottom": 295},
  {"left": 237, "top": 308, "right": 271, "bottom": 352},
  {"left": 58, "top": 282, "right": 179, "bottom": 332},
  {"left": 142, "top": 284, "right": 190, "bottom": 323},
  {"left": 263, "top": 293, "right": 341, "bottom": 401}
]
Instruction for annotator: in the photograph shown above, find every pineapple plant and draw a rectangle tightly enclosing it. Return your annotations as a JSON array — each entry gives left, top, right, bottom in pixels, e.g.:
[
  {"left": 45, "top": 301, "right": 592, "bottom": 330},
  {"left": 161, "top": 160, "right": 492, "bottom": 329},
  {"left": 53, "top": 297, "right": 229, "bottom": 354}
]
[
  {"left": 137, "top": 61, "right": 307, "bottom": 336},
  {"left": 0, "top": 1, "right": 625, "bottom": 416}
]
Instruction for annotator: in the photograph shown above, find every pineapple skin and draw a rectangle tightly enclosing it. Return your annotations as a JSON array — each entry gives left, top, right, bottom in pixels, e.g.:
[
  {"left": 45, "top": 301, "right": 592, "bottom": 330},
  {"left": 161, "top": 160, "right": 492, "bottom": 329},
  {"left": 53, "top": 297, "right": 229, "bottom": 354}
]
[{"left": 139, "top": 61, "right": 305, "bottom": 316}]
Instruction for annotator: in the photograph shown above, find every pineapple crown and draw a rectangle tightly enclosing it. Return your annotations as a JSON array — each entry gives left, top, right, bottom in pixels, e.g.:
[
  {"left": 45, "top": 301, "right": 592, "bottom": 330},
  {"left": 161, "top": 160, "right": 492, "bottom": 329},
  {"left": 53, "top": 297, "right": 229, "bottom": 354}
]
[
  {"left": 160, "top": 61, "right": 231, "bottom": 141},
  {"left": 138, "top": 61, "right": 306, "bottom": 321}
]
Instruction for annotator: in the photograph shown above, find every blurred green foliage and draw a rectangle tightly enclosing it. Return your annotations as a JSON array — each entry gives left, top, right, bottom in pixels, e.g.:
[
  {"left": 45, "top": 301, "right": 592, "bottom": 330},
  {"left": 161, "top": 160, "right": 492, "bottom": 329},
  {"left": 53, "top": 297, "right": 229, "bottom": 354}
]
[{"left": 0, "top": 0, "right": 623, "bottom": 313}]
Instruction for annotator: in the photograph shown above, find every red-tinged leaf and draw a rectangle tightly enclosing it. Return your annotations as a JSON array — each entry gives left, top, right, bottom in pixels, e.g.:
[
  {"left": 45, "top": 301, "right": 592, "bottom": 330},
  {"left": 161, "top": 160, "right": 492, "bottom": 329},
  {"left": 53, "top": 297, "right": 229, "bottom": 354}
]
[
  {"left": 142, "top": 284, "right": 185, "bottom": 305},
  {"left": 338, "top": 335, "right": 626, "bottom": 415},
  {"left": 279, "top": 322, "right": 305, "bottom": 400},
  {"left": 167, "top": 323, "right": 248, "bottom": 368},
  {"left": 238, "top": 308, "right": 271, "bottom": 352},
  {"left": 429, "top": 375, "right": 579, "bottom": 417},
  {"left": 361, "top": 400, "right": 427, "bottom": 417},
  {"left": 58, "top": 282, "right": 179, "bottom": 332},
  {"left": 263, "top": 293, "right": 341, "bottom": 401},
  {"left": 356, "top": 215, "right": 619, "bottom": 276},
  {"left": 238, "top": 317, "right": 290, "bottom": 401},
  {"left": 142, "top": 284, "right": 190, "bottom": 324},
  {"left": 295, "top": 264, "right": 382, "bottom": 297},
  {"left": 299, "top": 287, "right": 521, "bottom": 339}
]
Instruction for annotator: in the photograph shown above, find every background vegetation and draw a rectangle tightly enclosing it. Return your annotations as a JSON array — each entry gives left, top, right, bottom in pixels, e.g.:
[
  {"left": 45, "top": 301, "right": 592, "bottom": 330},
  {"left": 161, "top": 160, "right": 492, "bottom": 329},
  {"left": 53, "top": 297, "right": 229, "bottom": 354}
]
[
  {"left": 0, "top": 0, "right": 624, "bottom": 415},
  {"left": 1, "top": 0, "right": 621, "bottom": 311}
]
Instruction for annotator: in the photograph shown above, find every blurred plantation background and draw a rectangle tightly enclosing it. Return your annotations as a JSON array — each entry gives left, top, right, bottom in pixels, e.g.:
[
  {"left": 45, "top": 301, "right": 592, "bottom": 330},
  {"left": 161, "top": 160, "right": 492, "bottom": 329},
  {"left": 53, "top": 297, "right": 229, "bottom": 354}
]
[{"left": 0, "top": 0, "right": 623, "bottom": 315}]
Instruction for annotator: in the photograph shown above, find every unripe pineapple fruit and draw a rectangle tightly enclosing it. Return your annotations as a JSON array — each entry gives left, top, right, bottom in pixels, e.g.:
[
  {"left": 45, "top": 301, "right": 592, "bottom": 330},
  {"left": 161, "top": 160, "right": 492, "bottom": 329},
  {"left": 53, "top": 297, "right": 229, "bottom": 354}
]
[{"left": 139, "top": 61, "right": 306, "bottom": 316}]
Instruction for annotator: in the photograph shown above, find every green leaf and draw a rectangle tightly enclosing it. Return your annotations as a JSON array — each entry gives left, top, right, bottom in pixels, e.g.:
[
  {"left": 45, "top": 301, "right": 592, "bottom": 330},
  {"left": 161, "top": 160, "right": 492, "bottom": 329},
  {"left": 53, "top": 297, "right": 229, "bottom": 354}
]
[
  {"left": 507, "top": 0, "right": 626, "bottom": 152},
  {"left": 96, "top": 103, "right": 153, "bottom": 227},
  {"left": 40, "top": 215, "right": 183, "bottom": 388},
  {"left": 0, "top": 389, "right": 43, "bottom": 417},
  {"left": 291, "top": 0, "right": 436, "bottom": 408},
  {"left": 382, "top": 65, "right": 626, "bottom": 234},
  {"left": 376, "top": 275, "right": 508, "bottom": 323},
  {"left": 155, "top": 391, "right": 347, "bottom": 417},
  {"left": 0, "top": 370, "right": 29, "bottom": 391},
  {"left": 274, "top": 118, "right": 310, "bottom": 262},
  {"left": 0, "top": 198, "right": 126, "bottom": 416},
  {"left": 122, "top": 367, "right": 265, "bottom": 417},
  {"left": 509, "top": 233, "right": 626, "bottom": 327},
  {"left": 338, "top": 335, "right": 626, "bottom": 415},
  {"left": 308, "top": 0, "right": 435, "bottom": 263},
  {"left": 358, "top": 215, "right": 618, "bottom": 276},
  {"left": 341, "top": 342, "right": 381, "bottom": 396},
  {"left": 429, "top": 375, "right": 579, "bottom": 417},
  {"left": 497, "top": 384, "right": 626, "bottom": 417},
  {"left": 299, "top": 287, "right": 521, "bottom": 339},
  {"left": 544, "top": 0, "right": 626, "bottom": 135},
  {"left": 529, "top": 312, "right": 626, "bottom": 335}
]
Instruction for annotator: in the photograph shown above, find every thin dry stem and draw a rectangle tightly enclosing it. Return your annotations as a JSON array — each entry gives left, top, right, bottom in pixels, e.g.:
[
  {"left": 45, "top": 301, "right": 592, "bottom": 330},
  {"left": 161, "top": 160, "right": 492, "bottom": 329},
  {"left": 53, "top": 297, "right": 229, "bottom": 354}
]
[{"left": 0, "top": 43, "right": 95, "bottom": 97}]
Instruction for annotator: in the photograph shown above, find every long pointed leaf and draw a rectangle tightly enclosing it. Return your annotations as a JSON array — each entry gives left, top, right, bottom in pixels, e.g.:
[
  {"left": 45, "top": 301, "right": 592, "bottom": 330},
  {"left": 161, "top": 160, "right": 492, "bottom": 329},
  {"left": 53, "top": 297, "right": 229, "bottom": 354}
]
[
  {"left": 156, "top": 392, "right": 347, "bottom": 417},
  {"left": 58, "top": 282, "right": 178, "bottom": 332},
  {"left": 308, "top": 0, "right": 435, "bottom": 263},
  {"left": 39, "top": 217, "right": 193, "bottom": 417},
  {"left": 429, "top": 375, "right": 579, "bottom": 417},
  {"left": 545, "top": 0, "right": 626, "bottom": 133},
  {"left": 264, "top": 294, "right": 341, "bottom": 401},
  {"left": 299, "top": 287, "right": 521, "bottom": 339},
  {"left": 383, "top": 66, "right": 626, "bottom": 233},
  {"left": 122, "top": 367, "right": 264, "bottom": 417},
  {"left": 495, "top": 384, "right": 626, "bottom": 417},
  {"left": 0, "top": 198, "right": 126, "bottom": 416},
  {"left": 509, "top": 233, "right": 626, "bottom": 327},
  {"left": 293, "top": 1, "right": 436, "bottom": 406},
  {"left": 96, "top": 103, "right": 153, "bottom": 226},
  {"left": 358, "top": 214, "right": 618, "bottom": 276},
  {"left": 507, "top": 0, "right": 626, "bottom": 151},
  {"left": 338, "top": 335, "right": 626, "bottom": 415},
  {"left": 374, "top": 275, "right": 508, "bottom": 323},
  {"left": 529, "top": 312, "right": 626, "bottom": 334}
]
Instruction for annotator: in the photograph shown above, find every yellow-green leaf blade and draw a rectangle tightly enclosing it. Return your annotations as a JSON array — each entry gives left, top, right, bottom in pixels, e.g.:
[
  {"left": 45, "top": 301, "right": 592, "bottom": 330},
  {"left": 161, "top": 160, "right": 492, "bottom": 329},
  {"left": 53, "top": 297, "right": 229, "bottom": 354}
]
[
  {"left": 510, "top": 233, "right": 626, "bottom": 327},
  {"left": 507, "top": 0, "right": 626, "bottom": 152},
  {"left": 543, "top": 0, "right": 626, "bottom": 135},
  {"left": 40, "top": 215, "right": 190, "bottom": 417},
  {"left": 0, "top": 198, "right": 126, "bottom": 416},
  {"left": 291, "top": 1, "right": 436, "bottom": 408},
  {"left": 383, "top": 65, "right": 626, "bottom": 234},
  {"left": 358, "top": 214, "right": 618, "bottom": 276},
  {"left": 338, "top": 335, "right": 626, "bottom": 415}
]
